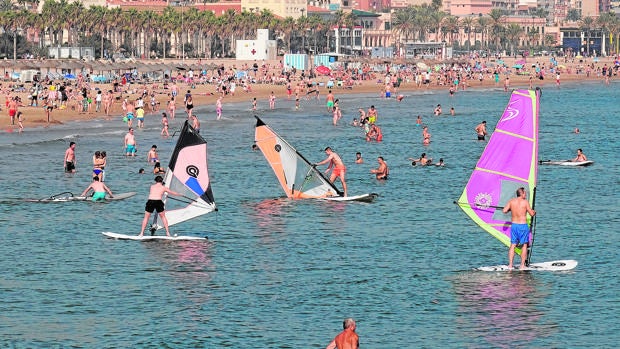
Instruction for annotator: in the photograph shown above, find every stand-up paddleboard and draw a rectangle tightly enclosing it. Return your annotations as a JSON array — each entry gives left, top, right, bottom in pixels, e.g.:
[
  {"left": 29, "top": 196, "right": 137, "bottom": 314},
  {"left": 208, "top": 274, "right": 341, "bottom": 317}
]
[
  {"left": 25, "top": 192, "right": 136, "bottom": 202},
  {"left": 102, "top": 232, "right": 207, "bottom": 241},
  {"left": 254, "top": 116, "right": 377, "bottom": 202},
  {"left": 477, "top": 259, "right": 578, "bottom": 271},
  {"left": 321, "top": 193, "right": 378, "bottom": 202},
  {"left": 539, "top": 160, "right": 594, "bottom": 167}
]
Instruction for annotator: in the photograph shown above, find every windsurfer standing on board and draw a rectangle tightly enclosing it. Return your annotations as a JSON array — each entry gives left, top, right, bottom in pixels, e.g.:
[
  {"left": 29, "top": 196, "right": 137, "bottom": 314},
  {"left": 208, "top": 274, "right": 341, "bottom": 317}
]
[
  {"left": 502, "top": 187, "right": 536, "bottom": 270},
  {"left": 325, "top": 318, "right": 359, "bottom": 349},
  {"left": 315, "top": 147, "right": 348, "bottom": 197},
  {"left": 139, "top": 175, "right": 182, "bottom": 237}
]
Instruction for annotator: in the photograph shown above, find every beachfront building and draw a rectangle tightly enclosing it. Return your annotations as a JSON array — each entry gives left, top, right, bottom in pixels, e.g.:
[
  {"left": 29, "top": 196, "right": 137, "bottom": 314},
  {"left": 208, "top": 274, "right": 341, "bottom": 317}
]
[
  {"left": 333, "top": 9, "right": 392, "bottom": 56},
  {"left": 240, "top": 0, "right": 306, "bottom": 19}
]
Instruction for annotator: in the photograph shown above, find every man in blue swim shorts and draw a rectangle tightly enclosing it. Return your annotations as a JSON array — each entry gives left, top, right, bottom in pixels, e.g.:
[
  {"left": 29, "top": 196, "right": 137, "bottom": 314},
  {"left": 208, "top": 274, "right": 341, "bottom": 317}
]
[
  {"left": 503, "top": 187, "right": 536, "bottom": 269},
  {"left": 124, "top": 128, "right": 137, "bottom": 156}
]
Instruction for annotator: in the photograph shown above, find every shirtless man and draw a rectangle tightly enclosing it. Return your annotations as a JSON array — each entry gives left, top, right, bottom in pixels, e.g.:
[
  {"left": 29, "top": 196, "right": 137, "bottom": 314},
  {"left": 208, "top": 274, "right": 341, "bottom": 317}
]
[
  {"left": 370, "top": 156, "right": 389, "bottom": 180},
  {"left": 475, "top": 121, "right": 487, "bottom": 141},
  {"left": 124, "top": 128, "right": 137, "bottom": 156},
  {"left": 572, "top": 148, "right": 587, "bottom": 162},
  {"left": 325, "top": 318, "right": 359, "bottom": 349},
  {"left": 355, "top": 152, "right": 363, "bottom": 164},
  {"left": 81, "top": 176, "right": 113, "bottom": 202},
  {"left": 367, "top": 105, "right": 378, "bottom": 124},
  {"left": 315, "top": 147, "right": 348, "bottom": 197},
  {"left": 64, "top": 141, "right": 76, "bottom": 173},
  {"left": 325, "top": 90, "right": 335, "bottom": 112},
  {"left": 503, "top": 187, "right": 536, "bottom": 269},
  {"left": 147, "top": 145, "right": 159, "bottom": 163},
  {"left": 139, "top": 175, "right": 182, "bottom": 237}
]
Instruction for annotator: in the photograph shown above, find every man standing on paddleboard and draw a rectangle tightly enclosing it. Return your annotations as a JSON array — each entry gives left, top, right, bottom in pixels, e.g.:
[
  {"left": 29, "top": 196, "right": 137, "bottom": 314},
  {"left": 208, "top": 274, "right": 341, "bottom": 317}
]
[
  {"left": 503, "top": 187, "right": 536, "bottom": 270},
  {"left": 138, "top": 176, "right": 182, "bottom": 237}
]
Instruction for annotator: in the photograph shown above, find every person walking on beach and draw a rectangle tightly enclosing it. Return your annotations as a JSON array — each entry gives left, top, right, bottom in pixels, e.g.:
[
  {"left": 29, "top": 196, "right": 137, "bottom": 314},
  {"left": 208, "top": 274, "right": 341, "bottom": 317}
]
[
  {"left": 81, "top": 176, "right": 113, "bottom": 202},
  {"left": 315, "top": 147, "right": 348, "bottom": 197},
  {"left": 503, "top": 187, "right": 536, "bottom": 270},
  {"left": 269, "top": 91, "right": 276, "bottom": 110},
  {"left": 475, "top": 121, "right": 487, "bottom": 141},
  {"left": 138, "top": 175, "right": 182, "bottom": 237},
  {"left": 64, "top": 142, "right": 76, "bottom": 173},
  {"left": 124, "top": 128, "right": 137, "bottom": 156},
  {"left": 325, "top": 318, "right": 359, "bottom": 349}
]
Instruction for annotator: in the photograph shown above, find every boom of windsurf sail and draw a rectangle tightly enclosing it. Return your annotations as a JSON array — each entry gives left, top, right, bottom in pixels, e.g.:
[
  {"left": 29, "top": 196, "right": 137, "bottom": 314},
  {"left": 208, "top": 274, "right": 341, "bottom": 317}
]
[
  {"left": 254, "top": 116, "right": 343, "bottom": 199},
  {"left": 456, "top": 89, "right": 540, "bottom": 254},
  {"left": 152, "top": 121, "right": 216, "bottom": 230}
]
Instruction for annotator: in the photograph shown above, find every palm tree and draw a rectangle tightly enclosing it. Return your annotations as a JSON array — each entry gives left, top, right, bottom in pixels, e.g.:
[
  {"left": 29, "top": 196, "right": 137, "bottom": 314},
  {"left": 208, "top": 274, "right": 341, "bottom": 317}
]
[
  {"left": 461, "top": 16, "right": 474, "bottom": 52},
  {"left": 579, "top": 16, "right": 595, "bottom": 55},
  {"left": 504, "top": 23, "right": 524, "bottom": 56},
  {"left": 477, "top": 16, "right": 491, "bottom": 52},
  {"left": 488, "top": 9, "right": 505, "bottom": 51},
  {"left": 597, "top": 12, "right": 617, "bottom": 55}
]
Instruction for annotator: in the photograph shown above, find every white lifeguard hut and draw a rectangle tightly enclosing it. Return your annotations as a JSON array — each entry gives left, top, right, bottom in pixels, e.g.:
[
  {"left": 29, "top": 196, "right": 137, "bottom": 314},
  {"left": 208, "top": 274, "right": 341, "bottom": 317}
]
[{"left": 236, "top": 29, "right": 277, "bottom": 61}]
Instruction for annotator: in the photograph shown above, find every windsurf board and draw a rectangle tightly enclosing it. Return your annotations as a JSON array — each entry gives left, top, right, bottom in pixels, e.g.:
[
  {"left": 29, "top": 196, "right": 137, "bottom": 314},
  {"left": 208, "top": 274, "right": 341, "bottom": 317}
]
[
  {"left": 539, "top": 160, "right": 594, "bottom": 167},
  {"left": 102, "top": 232, "right": 208, "bottom": 241},
  {"left": 476, "top": 259, "right": 578, "bottom": 272},
  {"left": 321, "top": 193, "right": 378, "bottom": 203}
]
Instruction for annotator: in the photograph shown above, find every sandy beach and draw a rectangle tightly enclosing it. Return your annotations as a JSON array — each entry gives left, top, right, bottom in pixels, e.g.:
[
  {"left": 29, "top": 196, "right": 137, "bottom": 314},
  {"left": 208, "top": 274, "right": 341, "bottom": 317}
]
[{"left": 3, "top": 55, "right": 613, "bottom": 132}]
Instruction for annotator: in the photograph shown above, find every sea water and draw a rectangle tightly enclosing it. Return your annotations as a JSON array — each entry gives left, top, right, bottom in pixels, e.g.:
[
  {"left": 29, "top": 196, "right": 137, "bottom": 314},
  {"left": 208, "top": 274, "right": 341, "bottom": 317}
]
[{"left": 0, "top": 81, "right": 618, "bottom": 348}]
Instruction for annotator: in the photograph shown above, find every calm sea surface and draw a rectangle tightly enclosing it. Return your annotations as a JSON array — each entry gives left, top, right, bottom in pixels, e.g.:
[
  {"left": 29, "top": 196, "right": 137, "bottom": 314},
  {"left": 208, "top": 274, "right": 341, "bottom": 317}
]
[{"left": 0, "top": 81, "right": 618, "bottom": 348}]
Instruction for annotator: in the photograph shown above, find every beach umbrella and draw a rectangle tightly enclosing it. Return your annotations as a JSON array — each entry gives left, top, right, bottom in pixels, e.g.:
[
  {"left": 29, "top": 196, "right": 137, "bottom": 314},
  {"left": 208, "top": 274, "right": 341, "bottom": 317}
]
[
  {"left": 416, "top": 62, "right": 428, "bottom": 70},
  {"left": 316, "top": 65, "right": 331, "bottom": 75}
]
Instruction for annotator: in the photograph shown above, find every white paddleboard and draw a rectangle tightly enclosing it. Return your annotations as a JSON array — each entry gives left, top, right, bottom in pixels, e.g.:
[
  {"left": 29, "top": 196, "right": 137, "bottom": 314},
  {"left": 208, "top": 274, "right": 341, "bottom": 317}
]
[
  {"left": 539, "top": 160, "right": 594, "bottom": 167},
  {"left": 321, "top": 193, "right": 378, "bottom": 202},
  {"left": 102, "top": 232, "right": 208, "bottom": 241},
  {"left": 476, "top": 259, "right": 578, "bottom": 272}
]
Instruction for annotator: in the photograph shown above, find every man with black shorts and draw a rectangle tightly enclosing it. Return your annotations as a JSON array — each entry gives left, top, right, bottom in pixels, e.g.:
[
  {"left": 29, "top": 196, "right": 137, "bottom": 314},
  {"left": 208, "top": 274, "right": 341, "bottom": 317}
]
[
  {"left": 475, "top": 121, "right": 487, "bottom": 141},
  {"left": 139, "top": 175, "right": 182, "bottom": 237}
]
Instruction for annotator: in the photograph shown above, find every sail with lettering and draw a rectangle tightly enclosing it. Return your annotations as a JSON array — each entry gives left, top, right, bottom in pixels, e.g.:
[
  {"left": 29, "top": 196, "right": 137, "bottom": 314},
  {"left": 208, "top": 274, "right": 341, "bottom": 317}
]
[
  {"left": 254, "top": 116, "right": 343, "bottom": 199},
  {"left": 151, "top": 120, "right": 217, "bottom": 231},
  {"left": 456, "top": 89, "right": 540, "bottom": 258}
]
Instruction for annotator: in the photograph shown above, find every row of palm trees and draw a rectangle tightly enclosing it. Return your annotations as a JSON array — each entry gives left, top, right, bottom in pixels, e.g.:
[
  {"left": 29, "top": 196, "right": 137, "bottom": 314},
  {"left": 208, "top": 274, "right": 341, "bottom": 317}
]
[{"left": 0, "top": 0, "right": 619, "bottom": 60}]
